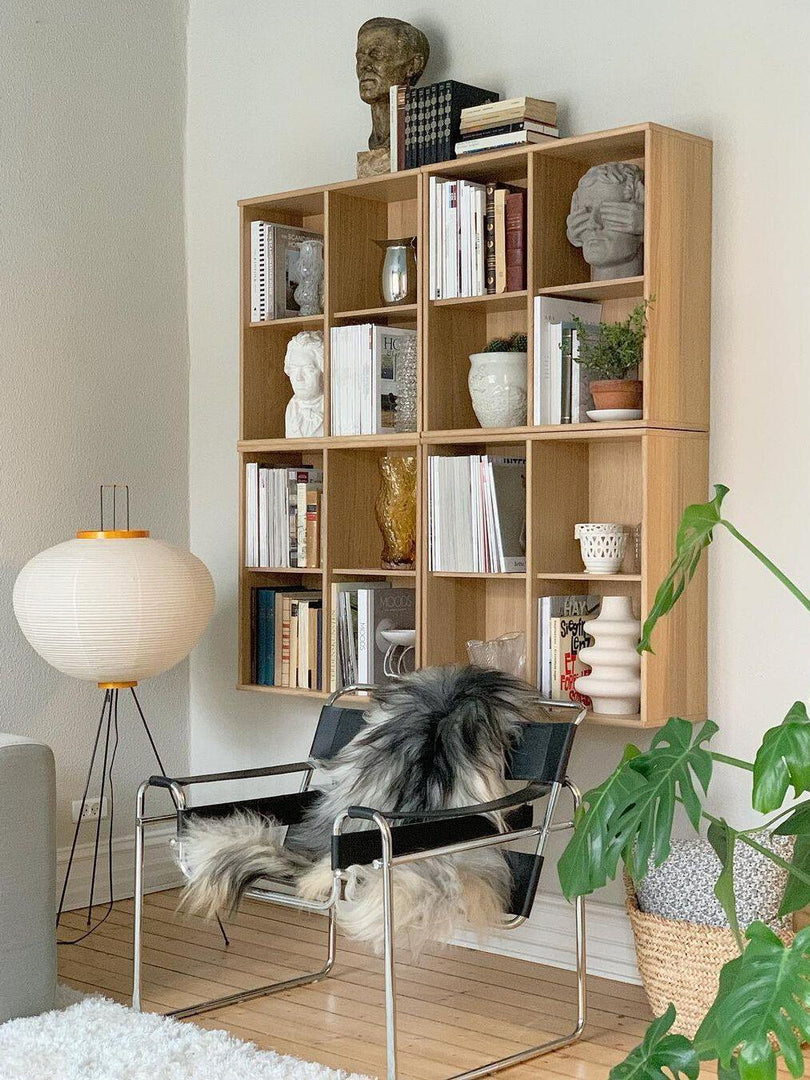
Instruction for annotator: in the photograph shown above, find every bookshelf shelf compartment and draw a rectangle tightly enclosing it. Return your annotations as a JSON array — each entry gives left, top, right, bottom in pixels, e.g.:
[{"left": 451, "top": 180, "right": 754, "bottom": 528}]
[
  {"left": 333, "top": 304, "right": 417, "bottom": 322},
  {"left": 431, "top": 290, "right": 528, "bottom": 311},
  {"left": 536, "top": 277, "right": 645, "bottom": 302},
  {"left": 238, "top": 123, "right": 711, "bottom": 728}
]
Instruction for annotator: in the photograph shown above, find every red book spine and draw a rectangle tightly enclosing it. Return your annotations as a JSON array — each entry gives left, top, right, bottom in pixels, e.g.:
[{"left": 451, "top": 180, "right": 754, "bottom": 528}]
[{"left": 505, "top": 190, "right": 526, "bottom": 292}]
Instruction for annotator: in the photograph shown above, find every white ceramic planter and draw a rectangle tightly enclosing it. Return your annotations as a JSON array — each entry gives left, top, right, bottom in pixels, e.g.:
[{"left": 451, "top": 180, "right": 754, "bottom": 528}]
[
  {"left": 575, "top": 595, "right": 641, "bottom": 715},
  {"left": 468, "top": 352, "right": 527, "bottom": 428},
  {"left": 574, "top": 523, "right": 628, "bottom": 574}
]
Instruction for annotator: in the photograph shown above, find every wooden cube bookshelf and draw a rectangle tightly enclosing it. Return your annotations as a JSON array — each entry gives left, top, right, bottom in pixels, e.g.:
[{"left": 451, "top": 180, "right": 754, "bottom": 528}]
[{"left": 237, "top": 123, "right": 711, "bottom": 727}]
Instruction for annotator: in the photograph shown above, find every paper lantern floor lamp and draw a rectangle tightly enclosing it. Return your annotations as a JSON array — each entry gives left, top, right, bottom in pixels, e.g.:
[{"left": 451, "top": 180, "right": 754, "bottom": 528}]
[{"left": 13, "top": 486, "right": 214, "bottom": 942}]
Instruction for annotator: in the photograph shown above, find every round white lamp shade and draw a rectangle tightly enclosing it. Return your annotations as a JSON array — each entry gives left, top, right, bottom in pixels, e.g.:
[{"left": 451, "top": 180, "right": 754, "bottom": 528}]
[{"left": 13, "top": 532, "right": 215, "bottom": 685}]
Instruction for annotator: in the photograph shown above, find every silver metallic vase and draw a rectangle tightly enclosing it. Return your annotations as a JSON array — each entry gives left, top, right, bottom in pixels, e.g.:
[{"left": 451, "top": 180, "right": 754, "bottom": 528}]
[{"left": 376, "top": 236, "right": 417, "bottom": 305}]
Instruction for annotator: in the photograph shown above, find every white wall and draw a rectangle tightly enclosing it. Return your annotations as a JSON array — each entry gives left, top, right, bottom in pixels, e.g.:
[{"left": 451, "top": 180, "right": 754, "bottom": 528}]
[
  {"left": 1, "top": 0, "right": 190, "bottom": 859},
  {"left": 186, "top": 0, "right": 810, "bottom": 914}
]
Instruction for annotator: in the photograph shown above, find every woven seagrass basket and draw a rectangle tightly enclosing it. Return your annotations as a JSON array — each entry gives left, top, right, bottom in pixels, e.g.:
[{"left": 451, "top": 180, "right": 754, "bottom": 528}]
[{"left": 624, "top": 877, "right": 793, "bottom": 1038}]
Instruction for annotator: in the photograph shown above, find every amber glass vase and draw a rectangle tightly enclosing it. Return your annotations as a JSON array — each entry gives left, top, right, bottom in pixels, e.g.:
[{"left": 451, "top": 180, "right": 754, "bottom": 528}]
[{"left": 375, "top": 455, "right": 417, "bottom": 570}]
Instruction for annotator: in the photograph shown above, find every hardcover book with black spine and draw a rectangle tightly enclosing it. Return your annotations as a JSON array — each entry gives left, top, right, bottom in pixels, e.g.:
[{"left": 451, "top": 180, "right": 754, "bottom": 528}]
[
  {"left": 485, "top": 181, "right": 497, "bottom": 294},
  {"left": 436, "top": 80, "right": 498, "bottom": 162}
]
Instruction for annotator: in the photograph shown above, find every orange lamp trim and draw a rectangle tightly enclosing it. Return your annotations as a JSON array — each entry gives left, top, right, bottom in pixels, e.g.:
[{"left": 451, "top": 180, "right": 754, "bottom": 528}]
[
  {"left": 98, "top": 681, "right": 138, "bottom": 689},
  {"left": 76, "top": 530, "right": 150, "bottom": 540}
]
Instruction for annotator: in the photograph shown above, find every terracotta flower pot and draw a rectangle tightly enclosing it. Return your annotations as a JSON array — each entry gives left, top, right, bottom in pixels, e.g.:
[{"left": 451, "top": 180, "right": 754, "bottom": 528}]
[{"left": 590, "top": 379, "right": 643, "bottom": 411}]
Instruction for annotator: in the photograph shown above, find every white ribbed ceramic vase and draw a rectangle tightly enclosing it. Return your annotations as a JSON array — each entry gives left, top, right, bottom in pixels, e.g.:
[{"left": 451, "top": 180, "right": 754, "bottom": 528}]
[
  {"left": 575, "top": 595, "right": 641, "bottom": 715},
  {"left": 13, "top": 533, "right": 215, "bottom": 684}
]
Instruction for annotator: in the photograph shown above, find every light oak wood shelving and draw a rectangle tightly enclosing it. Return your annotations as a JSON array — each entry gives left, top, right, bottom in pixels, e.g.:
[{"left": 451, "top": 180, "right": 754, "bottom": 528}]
[{"left": 237, "top": 123, "right": 711, "bottom": 728}]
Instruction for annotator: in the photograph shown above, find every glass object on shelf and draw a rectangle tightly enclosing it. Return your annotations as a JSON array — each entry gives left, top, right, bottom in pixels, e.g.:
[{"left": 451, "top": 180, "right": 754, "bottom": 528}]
[
  {"left": 466, "top": 631, "right": 526, "bottom": 680},
  {"left": 394, "top": 335, "right": 418, "bottom": 432},
  {"left": 293, "top": 239, "right": 324, "bottom": 316},
  {"left": 375, "top": 455, "right": 417, "bottom": 570},
  {"left": 376, "top": 236, "right": 417, "bottom": 305}
]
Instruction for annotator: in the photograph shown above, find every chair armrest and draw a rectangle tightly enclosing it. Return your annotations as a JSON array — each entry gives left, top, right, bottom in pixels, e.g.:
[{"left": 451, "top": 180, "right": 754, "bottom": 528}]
[
  {"left": 148, "top": 761, "right": 313, "bottom": 788},
  {"left": 344, "top": 781, "right": 549, "bottom": 824}
]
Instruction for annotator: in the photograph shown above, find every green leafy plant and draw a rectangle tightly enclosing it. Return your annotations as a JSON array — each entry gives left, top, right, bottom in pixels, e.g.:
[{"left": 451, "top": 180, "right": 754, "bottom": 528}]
[
  {"left": 482, "top": 331, "right": 528, "bottom": 353},
  {"left": 572, "top": 298, "right": 651, "bottom": 380},
  {"left": 559, "top": 485, "right": 810, "bottom": 1080}
]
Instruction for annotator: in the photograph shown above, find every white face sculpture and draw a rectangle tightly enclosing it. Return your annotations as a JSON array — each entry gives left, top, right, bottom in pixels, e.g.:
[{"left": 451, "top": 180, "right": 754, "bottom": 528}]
[
  {"left": 284, "top": 332, "right": 324, "bottom": 403},
  {"left": 284, "top": 331, "right": 324, "bottom": 439},
  {"left": 566, "top": 163, "right": 645, "bottom": 280}
]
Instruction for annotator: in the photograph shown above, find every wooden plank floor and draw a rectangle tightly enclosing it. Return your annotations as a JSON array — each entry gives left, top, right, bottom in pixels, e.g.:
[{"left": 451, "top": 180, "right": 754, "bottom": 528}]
[{"left": 57, "top": 887, "right": 656, "bottom": 1079}]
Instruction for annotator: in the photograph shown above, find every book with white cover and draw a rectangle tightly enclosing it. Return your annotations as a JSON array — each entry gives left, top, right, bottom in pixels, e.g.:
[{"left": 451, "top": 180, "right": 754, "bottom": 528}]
[{"left": 533, "top": 297, "right": 602, "bottom": 424}]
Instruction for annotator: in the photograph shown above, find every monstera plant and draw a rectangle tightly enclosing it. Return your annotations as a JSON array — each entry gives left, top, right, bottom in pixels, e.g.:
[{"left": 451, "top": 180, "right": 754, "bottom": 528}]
[{"left": 558, "top": 486, "right": 810, "bottom": 1080}]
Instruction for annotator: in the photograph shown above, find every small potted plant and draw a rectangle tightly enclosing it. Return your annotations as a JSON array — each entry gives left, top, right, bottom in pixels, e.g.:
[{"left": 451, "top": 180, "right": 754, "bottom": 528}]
[
  {"left": 572, "top": 299, "right": 651, "bottom": 414},
  {"left": 468, "top": 332, "right": 528, "bottom": 428}
]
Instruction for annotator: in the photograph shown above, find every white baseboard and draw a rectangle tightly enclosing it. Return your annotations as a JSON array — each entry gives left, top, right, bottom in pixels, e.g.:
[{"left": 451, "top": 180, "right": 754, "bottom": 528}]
[
  {"left": 57, "top": 825, "right": 184, "bottom": 912},
  {"left": 452, "top": 889, "right": 641, "bottom": 984}
]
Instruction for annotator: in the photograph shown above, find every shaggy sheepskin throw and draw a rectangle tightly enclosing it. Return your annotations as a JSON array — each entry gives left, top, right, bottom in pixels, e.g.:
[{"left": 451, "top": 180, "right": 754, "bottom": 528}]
[{"left": 180, "top": 666, "right": 537, "bottom": 950}]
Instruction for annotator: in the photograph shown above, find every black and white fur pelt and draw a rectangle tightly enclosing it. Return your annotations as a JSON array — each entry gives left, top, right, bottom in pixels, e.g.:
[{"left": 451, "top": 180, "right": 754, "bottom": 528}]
[{"left": 179, "top": 666, "right": 537, "bottom": 950}]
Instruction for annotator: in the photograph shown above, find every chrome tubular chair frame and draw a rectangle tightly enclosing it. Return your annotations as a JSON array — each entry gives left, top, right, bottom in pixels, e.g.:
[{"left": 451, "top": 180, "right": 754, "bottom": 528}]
[{"left": 132, "top": 690, "right": 587, "bottom": 1080}]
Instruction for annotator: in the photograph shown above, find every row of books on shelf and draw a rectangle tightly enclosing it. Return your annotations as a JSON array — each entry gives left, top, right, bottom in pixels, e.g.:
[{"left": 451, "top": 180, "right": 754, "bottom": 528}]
[
  {"left": 389, "top": 86, "right": 559, "bottom": 170},
  {"left": 389, "top": 80, "right": 497, "bottom": 171},
  {"left": 428, "top": 455, "right": 526, "bottom": 573},
  {"left": 252, "top": 587, "right": 323, "bottom": 689},
  {"left": 244, "top": 464, "right": 321, "bottom": 568},
  {"left": 429, "top": 178, "right": 525, "bottom": 299},
  {"left": 330, "top": 324, "right": 416, "bottom": 435},
  {"left": 250, "top": 221, "right": 322, "bottom": 322},
  {"left": 538, "top": 594, "right": 598, "bottom": 706},
  {"left": 332, "top": 582, "right": 415, "bottom": 690},
  {"left": 533, "top": 296, "right": 604, "bottom": 425}
]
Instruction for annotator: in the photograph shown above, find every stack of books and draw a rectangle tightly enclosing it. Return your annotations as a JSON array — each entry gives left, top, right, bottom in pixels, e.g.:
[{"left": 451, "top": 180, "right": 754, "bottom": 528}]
[
  {"left": 244, "top": 463, "right": 322, "bottom": 569},
  {"left": 252, "top": 586, "right": 323, "bottom": 689},
  {"left": 331, "top": 581, "right": 416, "bottom": 690},
  {"left": 390, "top": 80, "right": 498, "bottom": 171},
  {"left": 429, "top": 179, "right": 526, "bottom": 298},
  {"left": 537, "top": 595, "right": 599, "bottom": 705},
  {"left": 330, "top": 324, "right": 416, "bottom": 435},
  {"left": 455, "top": 97, "right": 559, "bottom": 156},
  {"left": 250, "top": 221, "right": 323, "bottom": 321},
  {"left": 533, "top": 297, "right": 603, "bottom": 425},
  {"left": 428, "top": 455, "right": 526, "bottom": 573}
]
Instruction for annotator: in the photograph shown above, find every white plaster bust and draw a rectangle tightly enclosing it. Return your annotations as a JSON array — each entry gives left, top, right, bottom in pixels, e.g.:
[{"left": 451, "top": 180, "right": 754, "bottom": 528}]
[
  {"left": 284, "top": 330, "right": 324, "bottom": 439},
  {"left": 566, "top": 162, "right": 645, "bottom": 280}
]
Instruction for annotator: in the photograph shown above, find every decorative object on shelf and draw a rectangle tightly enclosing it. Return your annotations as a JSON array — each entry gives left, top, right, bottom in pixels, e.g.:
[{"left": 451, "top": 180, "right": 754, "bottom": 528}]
[
  {"left": 292, "top": 239, "right": 324, "bottom": 316},
  {"left": 574, "top": 595, "right": 640, "bottom": 714},
  {"left": 355, "top": 16, "right": 429, "bottom": 177},
  {"left": 380, "top": 628, "right": 416, "bottom": 678},
  {"left": 12, "top": 485, "right": 214, "bottom": 942},
  {"left": 574, "top": 522, "right": 629, "bottom": 574},
  {"left": 468, "top": 333, "right": 528, "bottom": 428},
  {"left": 572, "top": 299, "right": 650, "bottom": 414},
  {"left": 375, "top": 454, "right": 417, "bottom": 569},
  {"left": 566, "top": 161, "right": 645, "bottom": 281},
  {"left": 394, "top": 333, "right": 418, "bottom": 432},
  {"left": 376, "top": 235, "right": 417, "bottom": 305},
  {"left": 467, "top": 631, "right": 526, "bottom": 680},
  {"left": 283, "top": 330, "right": 325, "bottom": 439}
]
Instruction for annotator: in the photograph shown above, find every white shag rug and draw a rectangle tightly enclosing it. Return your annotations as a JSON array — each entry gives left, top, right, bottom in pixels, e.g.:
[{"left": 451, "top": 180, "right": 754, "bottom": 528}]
[{"left": 0, "top": 995, "right": 372, "bottom": 1080}]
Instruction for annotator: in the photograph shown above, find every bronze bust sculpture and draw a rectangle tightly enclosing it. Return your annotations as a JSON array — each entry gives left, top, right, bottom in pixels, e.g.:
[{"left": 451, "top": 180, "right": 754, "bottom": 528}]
[{"left": 356, "top": 17, "right": 429, "bottom": 152}]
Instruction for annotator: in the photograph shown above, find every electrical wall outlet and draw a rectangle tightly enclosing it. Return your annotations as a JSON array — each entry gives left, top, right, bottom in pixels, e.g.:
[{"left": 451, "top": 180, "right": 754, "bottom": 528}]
[{"left": 71, "top": 797, "right": 108, "bottom": 823}]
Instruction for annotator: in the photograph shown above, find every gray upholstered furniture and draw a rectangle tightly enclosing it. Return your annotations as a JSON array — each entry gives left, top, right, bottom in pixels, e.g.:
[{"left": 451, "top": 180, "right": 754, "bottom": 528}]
[{"left": 0, "top": 734, "right": 56, "bottom": 1022}]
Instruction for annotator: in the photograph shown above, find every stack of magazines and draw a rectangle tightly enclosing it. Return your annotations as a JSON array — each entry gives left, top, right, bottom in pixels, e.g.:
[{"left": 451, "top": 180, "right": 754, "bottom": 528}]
[{"left": 330, "top": 324, "right": 416, "bottom": 435}]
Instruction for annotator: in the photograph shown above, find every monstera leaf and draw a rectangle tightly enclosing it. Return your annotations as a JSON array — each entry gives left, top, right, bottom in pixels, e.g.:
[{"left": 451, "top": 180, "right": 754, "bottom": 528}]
[
  {"left": 617, "top": 717, "right": 718, "bottom": 880},
  {"left": 557, "top": 745, "right": 644, "bottom": 900},
  {"left": 753, "top": 701, "right": 810, "bottom": 813},
  {"left": 638, "top": 485, "right": 728, "bottom": 654},
  {"left": 707, "top": 818, "right": 742, "bottom": 947},
  {"left": 695, "top": 923, "right": 810, "bottom": 1080},
  {"left": 774, "top": 803, "right": 810, "bottom": 917},
  {"left": 558, "top": 719, "right": 717, "bottom": 898},
  {"left": 610, "top": 1004, "right": 699, "bottom": 1080}
]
